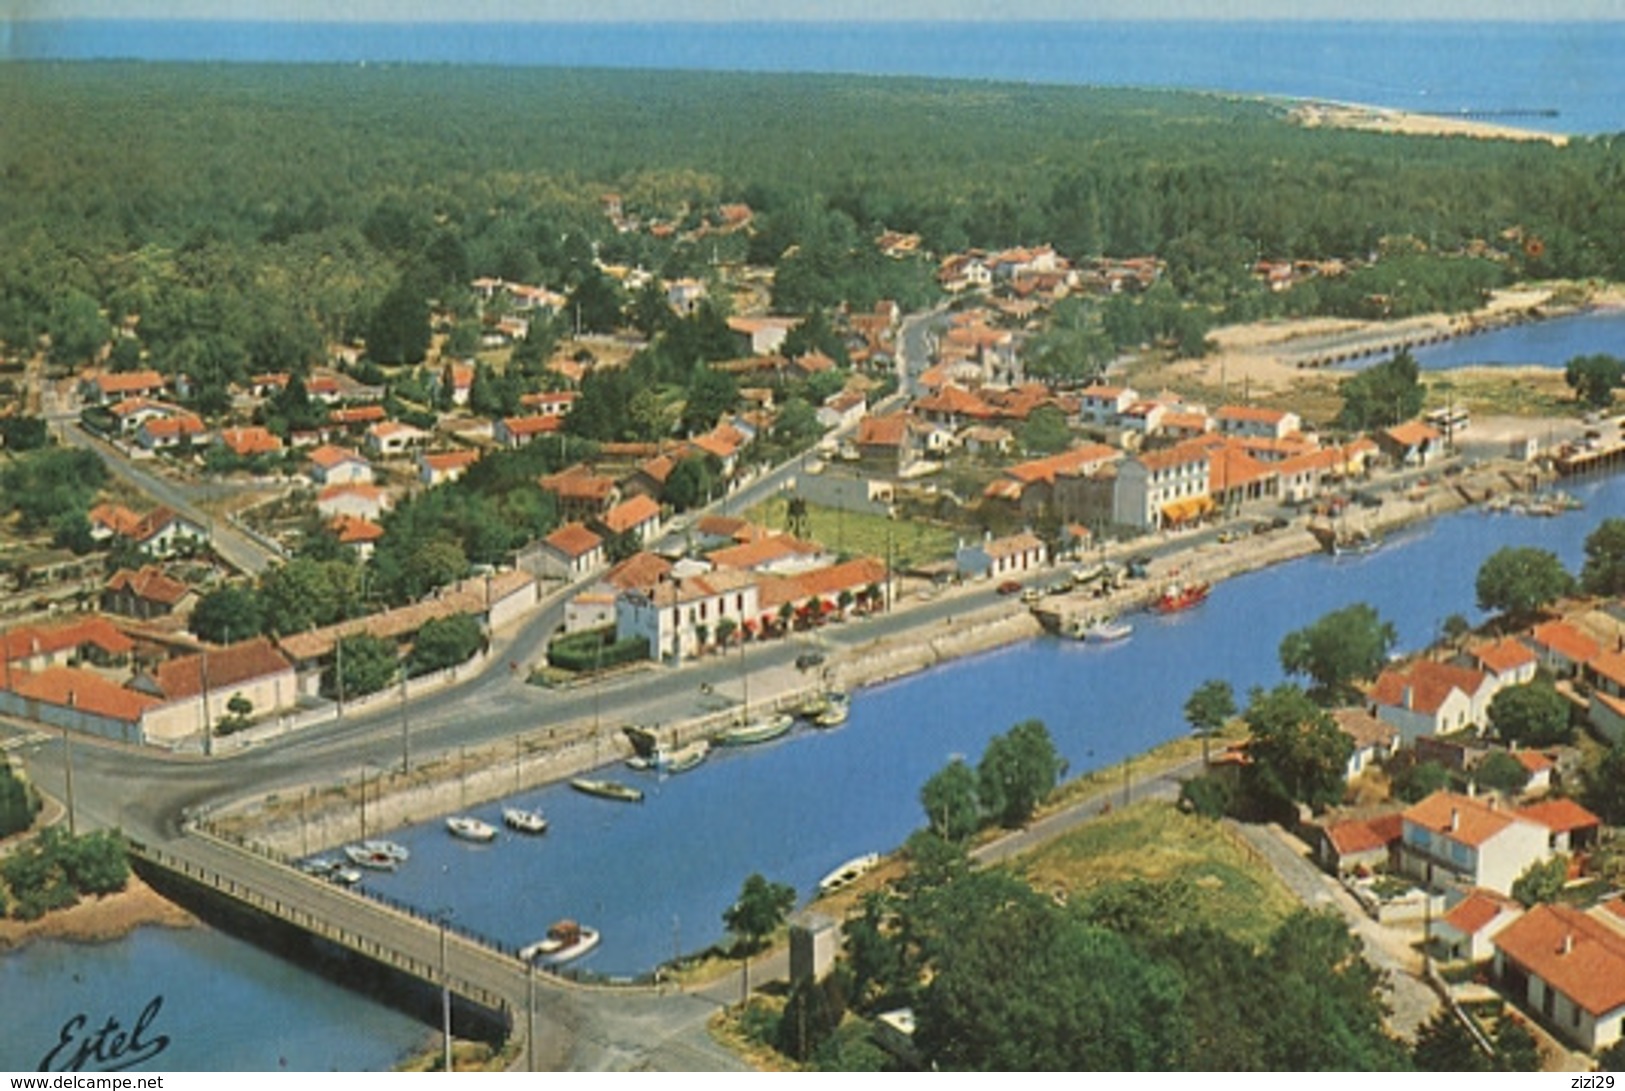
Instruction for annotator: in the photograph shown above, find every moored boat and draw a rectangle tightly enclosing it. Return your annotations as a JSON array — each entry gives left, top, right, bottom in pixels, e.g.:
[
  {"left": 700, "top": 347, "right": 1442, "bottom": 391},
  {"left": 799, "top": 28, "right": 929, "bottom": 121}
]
[
  {"left": 1331, "top": 529, "right": 1381, "bottom": 556},
  {"left": 520, "top": 919, "right": 601, "bottom": 964},
  {"left": 660, "top": 738, "right": 711, "bottom": 774},
  {"left": 570, "top": 777, "right": 645, "bottom": 803},
  {"left": 716, "top": 712, "right": 794, "bottom": 747},
  {"left": 503, "top": 807, "right": 549, "bottom": 834},
  {"left": 1150, "top": 580, "right": 1210, "bottom": 614},
  {"left": 813, "top": 691, "right": 850, "bottom": 728},
  {"left": 818, "top": 852, "right": 880, "bottom": 895},
  {"left": 344, "top": 844, "right": 401, "bottom": 871},
  {"left": 360, "top": 839, "right": 409, "bottom": 863},
  {"left": 328, "top": 866, "right": 363, "bottom": 886},
  {"left": 1083, "top": 617, "right": 1134, "bottom": 643},
  {"left": 446, "top": 815, "right": 497, "bottom": 843}
]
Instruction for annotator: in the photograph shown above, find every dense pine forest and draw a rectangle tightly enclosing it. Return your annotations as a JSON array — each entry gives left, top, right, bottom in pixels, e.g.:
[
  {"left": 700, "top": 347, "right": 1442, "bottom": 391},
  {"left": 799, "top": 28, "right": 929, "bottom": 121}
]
[{"left": 3, "top": 61, "right": 1623, "bottom": 374}]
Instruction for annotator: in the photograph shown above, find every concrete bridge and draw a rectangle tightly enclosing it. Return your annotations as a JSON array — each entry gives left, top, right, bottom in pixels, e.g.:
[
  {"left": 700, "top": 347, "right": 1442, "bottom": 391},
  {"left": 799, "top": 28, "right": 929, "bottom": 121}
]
[{"left": 128, "top": 832, "right": 740, "bottom": 1071}]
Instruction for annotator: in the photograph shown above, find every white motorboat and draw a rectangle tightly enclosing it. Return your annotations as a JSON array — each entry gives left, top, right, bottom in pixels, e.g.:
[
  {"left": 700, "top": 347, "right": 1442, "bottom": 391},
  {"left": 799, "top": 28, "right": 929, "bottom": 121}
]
[
  {"left": 344, "top": 844, "right": 400, "bottom": 871},
  {"left": 520, "top": 919, "right": 601, "bottom": 964},
  {"left": 716, "top": 712, "right": 794, "bottom": 747},
  {"left": 818, "top": 852, "right": 880, "bottom": 895},
  {"left": 360, "top": 839, "right": 409, "bottom": 863},
  {"left": 446, "top": 815, "right": 497, "bottom": 843},
  {"left": 1083, "top": 617, "right": 1134, "bottom": 643},
  {"left": 503, "top": 807, "right": 549, "bottom": 834},
  {"left": 328, "top": 866, "right": 363, "bottom": 886},
  {"left": 813, "top": 691, "right": 850, "bottom": 728}
]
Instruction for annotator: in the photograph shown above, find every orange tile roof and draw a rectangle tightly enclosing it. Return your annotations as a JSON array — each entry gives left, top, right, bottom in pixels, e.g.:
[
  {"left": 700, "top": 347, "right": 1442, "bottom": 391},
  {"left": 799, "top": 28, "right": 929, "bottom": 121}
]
[
  {"left": 420, "top": 449, "right": 482, "bottom": 474},
  {"left": 330, "top": 405, "right": 387, "bottom": 424},
  {"left": 915, "top": 385, "right": 994, "bottom": 419},
  {"left": 141, "top": 414, "right": 206, "bottom": 438},
  {"left": 94, "top": 370, "right": 165, "bottom": 396},
  {"left": 1528, "top": 620, "right": 1601, "bottom": 665},
  {"left": 148, "top": 637, "right": 292, "bottom": 701},
  {"left": 600, "top": 495, "right": 661, "bottom": 535},
  {"left": 318, "top": 483, "right": 386, "bottom": 505},
  {"left": 643, "top": 567, "right": 759, "bottom": 609},
  {"left": 1384, "top": 421, "right": 1442, "bottom": 448},
  {"left": 1589, "top": 649, "right": 1625, "bottom": 689},
  {"left": 603, "top": 551, "right": 672, "bottom": 593},
  {"left": 308, "top": 444, "right": 368, "bottom": 470},
  {"left": 2, "top": 616, "right": 136, "bottom": 662},
  {"left": 1370, "top": 659, "right": 1489, "bottom": 716},
  {"left": 503, "top": 414, "right": 564, "bottom": 437},
  {"left": 984, "top": 531, "right": 1044, "bottom": 560},
  {"left": 330, "top": 514, "right": 385, "bottom": 544},
  {"left": 544, "top": 522, "right": 603, "bottom": 559},
  {"left": 1402, "top": 791, "right": 1521, "bottom": 848},
  {"left": 105, "top": 566, "right": 191, "bottom": 606},
  {"left": 1493, "top": 903, "right": 1625, "bottom": 1016},
  {"left": 1516, "top": 797, "right": 1600, "bottom": 833},
  {"left": 1511, "top": 749, "right": 1556, "bottom": 774},
  {"left": 1324, "top": 812, "right": 1403, "bottom": 857},
  {"left": 276, "top": 572, "right": 534, "bottom": 661},
  {"left": 757, "top": 557, "right": 887, "bottom": 610},
  {"left": 709, "top": 535, "right": 824, "bottom": 571},
  {"left": 1473, "top": 637, "right": 1538, "bottom": 675},
  {"left": 539, "top": 467, "right": 617, "bottom": 502},
  {"left": 1208, "top": 443, "right": 1278, "bottom": 491},
  {"left": 1005, "top": 444, "right": 1120, "bottom": 486},
  {"left": 218, "top": 426, "right": 283, "bottom": 457},
  {"left": 1217, "top": 405, "right": 1293, "bottom": 424},
  {"left": 1135, "top": 442, "right": 1211, "bottom": 473},
  {"left": 89, "top": 502, "right": 145, "bottom": 538},
  {"left": 1440, "top": 890, "right": 1520, "bottom": 936},
  {"left": 856, "top": 413, "right": 910, "bottom": 448},
  {"left": 1079, "top": 384, "right": 1131, "bottom": 400},
  {"left": 8, "top": 667, "right": 157, "bottom": 724}
]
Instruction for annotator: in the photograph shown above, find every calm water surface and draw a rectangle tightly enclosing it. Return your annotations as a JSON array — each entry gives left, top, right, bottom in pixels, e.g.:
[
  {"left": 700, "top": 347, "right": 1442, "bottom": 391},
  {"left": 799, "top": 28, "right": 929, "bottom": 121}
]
[
  {"left": 358, "top": 469, "right": 1625, "bottom": 977},
  {"left": 0, "top": 926, "right": 428, "bottom": 1072},
  {"left": 1357, "top": 308, "right": 1625, "bottom": 372}
]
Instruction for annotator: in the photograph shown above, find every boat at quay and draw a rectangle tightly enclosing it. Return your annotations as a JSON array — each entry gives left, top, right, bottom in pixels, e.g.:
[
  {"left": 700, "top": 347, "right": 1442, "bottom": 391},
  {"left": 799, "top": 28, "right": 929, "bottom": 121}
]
[{"left": 354, "top": 470, "right": 1625, "bottom": 977}]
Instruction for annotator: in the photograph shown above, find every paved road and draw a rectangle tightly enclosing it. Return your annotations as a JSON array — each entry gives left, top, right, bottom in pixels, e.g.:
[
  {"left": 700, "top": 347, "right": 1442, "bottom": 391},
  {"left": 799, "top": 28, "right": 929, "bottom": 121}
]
[
  {"left": 1231, "top": 821, "right": 1439, "bottom": 1042},
  {"left": 58, "top": 421, "right": 280, "bottom": 575}
]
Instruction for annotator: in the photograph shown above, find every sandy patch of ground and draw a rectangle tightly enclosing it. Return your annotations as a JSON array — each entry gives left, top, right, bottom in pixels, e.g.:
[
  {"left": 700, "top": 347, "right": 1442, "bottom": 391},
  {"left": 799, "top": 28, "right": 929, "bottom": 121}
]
[
  {"left": 0, "top": 874, "right": 195, "bottom": 953},
  {"left": 1290, "top": 101, "right": 1569, "bottom": 146}
]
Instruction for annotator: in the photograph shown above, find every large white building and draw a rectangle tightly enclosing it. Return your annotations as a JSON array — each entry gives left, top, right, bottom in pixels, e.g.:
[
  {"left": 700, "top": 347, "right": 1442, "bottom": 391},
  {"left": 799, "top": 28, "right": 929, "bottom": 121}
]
[
  {"left": 616, "top": 569, "right": 761, "bottom": 664},
  {"left": 1112, "top": 444, "right": 1212, "bottom": 530}
]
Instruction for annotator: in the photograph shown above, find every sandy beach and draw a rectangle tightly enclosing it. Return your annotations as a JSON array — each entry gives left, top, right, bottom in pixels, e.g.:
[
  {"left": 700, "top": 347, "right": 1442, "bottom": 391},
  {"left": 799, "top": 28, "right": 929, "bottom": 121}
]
[{"left": 1289, "top": 100, "right": 1569, "bottom": 146}]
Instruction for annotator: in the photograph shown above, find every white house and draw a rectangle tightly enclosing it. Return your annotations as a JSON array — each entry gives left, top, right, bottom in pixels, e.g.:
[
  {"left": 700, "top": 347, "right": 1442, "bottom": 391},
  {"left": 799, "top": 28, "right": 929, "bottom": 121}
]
[
  {"left": 1431, "top": 890, "right": 1523, "bottom": 963},
  {"left": 1369, "top": 659, "right": 1499, "bottom": 744},
  {"left": 956, "top": 531, "right": 1046, "bottom": 581},
  {"left": 616, "top": 568, "right": 761, "bottom": 663},
  {"left": 1493, "top": 902, "right": 1625, "bottom": 1053},
  {"left": 534, "top": 523, "right": 605, "bottom": 579},
  {"left": 307, "top": 445, "right": 374, "bottom": 487},
  {"left": 1112, "top": 444, "right": 1212, "bottom": 531},
  {"left": 365, "top": 421, "right": 430, "bottom": 458},
  {"left": 1077, "top": 384, "right": 1137, "bottom": 428},
  {"left": 1215, "top": 405, "right": 1301, "bottom": 441},
  {"left": 1399, "top": 791, "right": 1552, "bottom": 896}
]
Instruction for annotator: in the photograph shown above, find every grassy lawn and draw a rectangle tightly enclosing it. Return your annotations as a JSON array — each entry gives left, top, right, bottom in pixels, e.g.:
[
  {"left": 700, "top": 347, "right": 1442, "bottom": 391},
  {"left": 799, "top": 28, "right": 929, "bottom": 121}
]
[
  {"left": 1012, "top": 800, "right": 1299, "bottom": 948},
  {"left": 743, "top": 495, "right": 959, "bottom": 570}
]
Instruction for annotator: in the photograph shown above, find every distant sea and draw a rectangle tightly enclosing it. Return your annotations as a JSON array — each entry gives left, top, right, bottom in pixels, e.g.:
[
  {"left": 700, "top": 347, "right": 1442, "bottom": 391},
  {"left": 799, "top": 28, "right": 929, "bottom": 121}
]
[{"left": 6, "top": 20, "right": 1624, "bottom": 136}]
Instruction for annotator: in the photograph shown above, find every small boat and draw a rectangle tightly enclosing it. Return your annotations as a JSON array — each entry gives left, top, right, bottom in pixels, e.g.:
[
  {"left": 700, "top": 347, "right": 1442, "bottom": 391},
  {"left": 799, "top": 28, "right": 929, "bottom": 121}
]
[
  {"left": 570, "top": 777, "right": 644, "bottom": 803},
  {"left": 660, "top": 738, "right": 711, "bottom": 774},
  {"left": 519, "top": 919, "right": 601, "bottom": 964},
  {"left": 1331, "top": 529, "right": 1381, "bottom": 557},
  {"left": 818, "top": 852, "right": 880, "bottom": 895},
  {"left": 716, "top": 712, "right": 794, "bottom": 747},
  {"left": 813, "top": 691, "right": 850, "bottom": 728},
  {"left": 298, "top": 856, "right": 339, "bottom": 877},
  {"left": 328, "top": 866, "right": 363, "bottom": 886},
  {"left": 360, "top": 839, "right": 409, "bottom": 863},
  {"left": 1150, "top": 580, "right": 1209, "bottom": 614},
  {"left": 344, "top": 844, "right": 400, "bottom": 871},
  {"left": 446, "top": 815, "right": 497, "bottom": 843},
  {"left": 795, "top": 693, "right": 830, "bottom": 720},
  {"left": 1083, "top": 617, "right": 1134, "bottom": 643},
  {"left": 503, "top": 807, "right": 549, "bottom": 834}
]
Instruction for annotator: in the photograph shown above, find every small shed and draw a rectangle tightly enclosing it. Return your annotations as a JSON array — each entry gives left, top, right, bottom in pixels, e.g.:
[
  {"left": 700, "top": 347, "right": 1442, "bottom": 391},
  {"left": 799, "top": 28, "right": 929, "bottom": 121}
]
[{"left": 788, "top": 910, "right": 841, "bottom": 985}]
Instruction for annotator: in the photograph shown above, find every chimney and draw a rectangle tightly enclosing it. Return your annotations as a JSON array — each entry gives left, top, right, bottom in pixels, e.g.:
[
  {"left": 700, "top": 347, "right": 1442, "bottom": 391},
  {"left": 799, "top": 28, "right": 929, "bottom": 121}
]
[
  {"left": 1402, "top": 684, "right": 1414, "bottom": 711},
  {"left": 1561, "top": 933, "right": 1574, "bottom": 956},
  {"left": 1466, "top": 780, "right": 1476, "bottom": 798},
  {"left": 1448, "top": 807, "right": 1459, "bottom": 832}
]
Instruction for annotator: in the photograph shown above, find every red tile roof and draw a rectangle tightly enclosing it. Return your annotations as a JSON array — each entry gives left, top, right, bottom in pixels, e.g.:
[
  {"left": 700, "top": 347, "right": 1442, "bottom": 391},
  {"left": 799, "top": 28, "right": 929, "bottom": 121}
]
[
  {"left": 1383, "top": 421, "right": 1442, "bottom": 448},
  {"left": 856, "top": 413, "right": 910, "bottom": 448},
  {"left": 544, "top": 523, "right": 603, "bottom": 559},
  {"left": 1217, "top": 405, "right": 1293, "bottom": 424},
  {"left": 1135, "top": 442, "right": 1211, "bottom": 473},
  {"left": 709, "top": 535, "right": 824, "bottom": 571},
  {"left": 105, "top": 566, "right": 191, "bottom": 607},
  {"left": 8, "top": 667, "right": 157, "bottom": 724},
  {"left": 329, "top": 514, "right": 385, "bottom": 545},
  {"left": 218, "top": 426, "right": 284, "bottom": 457},
  {"left": 330, "top": 405, "right": 387, "bottom": 425},
  {"left": 539, "top": 467, "right": 617, "bottom": 502},
  {"left": 603, "top": 551, "right": 672, "bottom": 593},
  {"left": 1527, "top": 620, "right": 1601, "bottom": 665},
  {"left": 146, "top": 637, "right": 292, "bottom": 701},
  {"left": 1403, "top": 791, "right": 1521, "bottom": 848},
  {"left": 141, "top": 414, "right": 206, "bottom": 439},
  {"left": 1493, "top": 903, "right": 1625, "bottom": 1016},
  {"left": 1511, "top": 749, "right": 1556, "bottom": 774},
  {"left": 1440, "top": 890, "right": 1521, "bottom": 936},
  {"left": 1004, "top": 444, "right": 1120, "bottom": 486},
  {"left": 1370, "top": 659, "right": 1489, "bottom": 716},
  {"left": 757, "top": 557, "right": 887, "bottom": 610},
  {"left": 2, "top": 616, "right": 136, "bottom": 663},
  {"left": 308, "top": 444, "right": 368, "bottom": 470},
  {"left": 1473, "top": 636, "right": 1538, "bottom": 675},
  {"left": 94, "top": 370, "right": 165, "bottom": 397},
  {"left": 600, "top": 495, "right": 661, "bottom": 535},
  {"left": 1324, "top": 812, "right": 1403, "bottom": 857},
  {"left": 1516, "top": 798, "right": 1601, "bottom": 833},
  {"left": 420, "top": 449, "right": 482, "bottom": 475},
  {"left": 503, "top": 414, "right": 564, "bottom": 437}
]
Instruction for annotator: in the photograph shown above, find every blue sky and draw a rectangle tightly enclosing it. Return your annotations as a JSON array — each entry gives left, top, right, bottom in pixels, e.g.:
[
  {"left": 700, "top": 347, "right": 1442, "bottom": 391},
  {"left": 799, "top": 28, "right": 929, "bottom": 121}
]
[{"left": 14, "top": 0, "right": 1625, "bottom": 19}]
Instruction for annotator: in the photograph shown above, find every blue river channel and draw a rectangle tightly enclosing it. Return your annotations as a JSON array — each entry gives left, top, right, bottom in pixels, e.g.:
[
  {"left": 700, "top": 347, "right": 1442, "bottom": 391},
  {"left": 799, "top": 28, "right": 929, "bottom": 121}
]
[
  {"left": 0, "top": 926, "right": 430, "bottom": 1072},
  {"left": 353, "top": 470, "right": 1625, "bottom": 978},
  {"left": 1360, "top": 307, "right": 1625, "bottom": 372}
]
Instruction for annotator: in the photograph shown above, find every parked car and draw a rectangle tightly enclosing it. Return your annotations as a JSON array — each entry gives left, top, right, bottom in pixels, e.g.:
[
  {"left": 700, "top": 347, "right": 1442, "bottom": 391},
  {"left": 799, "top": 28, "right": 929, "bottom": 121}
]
[
  {"left": 795, "top": 651, "right": 826, "bottom": 671},
  {"left": 996, "top": 579, "right": 1023, "bottom": 596}
]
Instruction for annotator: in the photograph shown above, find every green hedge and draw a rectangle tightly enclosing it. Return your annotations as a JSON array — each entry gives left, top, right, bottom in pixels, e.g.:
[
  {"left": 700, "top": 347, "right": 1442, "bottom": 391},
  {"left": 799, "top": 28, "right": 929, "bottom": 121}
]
[{"left": 547, "top": 629, "right": 649, "bottom": 672}]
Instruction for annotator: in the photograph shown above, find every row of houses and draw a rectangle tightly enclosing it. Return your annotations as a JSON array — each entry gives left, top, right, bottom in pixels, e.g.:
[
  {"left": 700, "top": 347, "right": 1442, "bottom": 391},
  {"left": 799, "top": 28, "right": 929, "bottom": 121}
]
[{"left": 0, "top": 571, "right": 539, "bottom": 747}]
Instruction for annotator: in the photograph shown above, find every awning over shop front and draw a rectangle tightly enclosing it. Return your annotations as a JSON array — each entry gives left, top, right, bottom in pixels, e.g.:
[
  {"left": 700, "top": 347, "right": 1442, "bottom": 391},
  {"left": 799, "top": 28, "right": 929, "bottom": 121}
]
[{"left": 1161, "top": 496, "right": 1214, "bottom": 525}]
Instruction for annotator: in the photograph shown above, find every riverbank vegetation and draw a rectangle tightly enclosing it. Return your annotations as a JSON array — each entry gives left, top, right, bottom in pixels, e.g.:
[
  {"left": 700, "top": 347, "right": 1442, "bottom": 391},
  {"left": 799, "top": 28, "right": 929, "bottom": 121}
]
[
  {"left": 0, "top": 763, "right": 43, "bottom": 838},
  {"left": 0, "top": 826, "right": 130, "bottom": 921}
]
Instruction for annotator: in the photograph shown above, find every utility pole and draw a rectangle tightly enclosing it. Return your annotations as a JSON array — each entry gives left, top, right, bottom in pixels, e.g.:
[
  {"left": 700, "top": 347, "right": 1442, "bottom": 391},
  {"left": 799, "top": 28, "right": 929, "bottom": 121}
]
[
  {"left": 526, "top": 960, "right": 536, "bottom": 1073},
  {"left": 62, "top": 725, "right": 76, "bottom": 836},
  {"left": 200, "top": 643, "right": 213, "bottom": 758},
  {"left": 439, "top": 911, "right": 454, "bottom": 1073},
  {"left": 359, "top": 765, "right": 368, "bottom": 841},
  {"left": 335, "top": 636, "right": 345, "bottom": 718},
  {"left": 399, "top": 660, "right": 410, "bottom": 775}
]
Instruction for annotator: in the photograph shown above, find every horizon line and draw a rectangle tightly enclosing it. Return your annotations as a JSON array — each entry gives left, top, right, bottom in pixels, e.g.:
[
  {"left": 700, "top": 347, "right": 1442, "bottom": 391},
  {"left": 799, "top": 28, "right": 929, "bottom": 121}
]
[{"left": 12, "top": 13, "right": 1625, "bottom": 22}]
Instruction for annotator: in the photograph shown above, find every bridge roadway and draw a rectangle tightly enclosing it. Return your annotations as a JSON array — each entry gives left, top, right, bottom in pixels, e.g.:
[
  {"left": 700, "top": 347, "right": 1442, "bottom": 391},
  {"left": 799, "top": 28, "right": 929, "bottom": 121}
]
[{"left": 131, "top": 829, "right": 741, "bottom": 1072}]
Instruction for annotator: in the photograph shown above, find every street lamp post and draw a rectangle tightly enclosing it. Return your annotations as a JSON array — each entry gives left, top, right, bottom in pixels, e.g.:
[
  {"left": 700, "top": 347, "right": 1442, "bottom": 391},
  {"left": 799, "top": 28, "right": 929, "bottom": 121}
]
[
  {"left": 62, "top": 725, "right": 76, "bottom": 836},
  {"left": 438, "top": 909, "right": 455, "bottom": 1073},
  {"left": 399, "top": 660, "right": 411, "bottom": 775}
]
